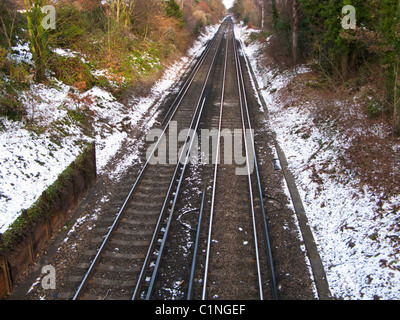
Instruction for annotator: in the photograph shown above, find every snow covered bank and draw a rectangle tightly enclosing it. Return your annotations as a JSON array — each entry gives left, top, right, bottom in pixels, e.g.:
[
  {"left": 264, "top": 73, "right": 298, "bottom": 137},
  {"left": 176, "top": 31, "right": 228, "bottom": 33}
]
[
  {"left": 0, "top": 25, "right": 219, "bottom": 234},
  {"left": 236, "top": 23, "right": 400, "bottom": 300}
]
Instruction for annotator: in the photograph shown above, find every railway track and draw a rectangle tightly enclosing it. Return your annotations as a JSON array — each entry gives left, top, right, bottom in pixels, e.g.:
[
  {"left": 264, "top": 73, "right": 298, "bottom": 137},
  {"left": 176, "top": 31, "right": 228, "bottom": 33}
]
[
  {"left": 72, "top": 18, "right": 279, "bottom": 301},
  {"left": 186, "top": 21, "right": 278, "bottom": 301}
]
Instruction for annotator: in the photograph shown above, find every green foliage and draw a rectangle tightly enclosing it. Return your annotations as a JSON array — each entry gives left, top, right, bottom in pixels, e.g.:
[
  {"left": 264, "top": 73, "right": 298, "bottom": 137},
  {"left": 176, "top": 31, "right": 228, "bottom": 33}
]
[
  {"left": 24, "top": 0, "right": 52, "bottom": 82},
  {"left": 67, "top": 107, "right": 87, "bottom": 124},
  {"left": 248, "top": 31, "right": 270, "bottom": 43},
  {"left": 301, "top": 0, "right": 394, "bottom": 75},
  {"left": 0, "top": 47, "right": 8, "bottom": 71},
  {"left": 165, "top": 0, "right": 184, "bottom": 23},
  {"left": 367, "top": 100, "right": 382, "bottom": 118},
  {"left": 0, "top": 81, "right": 27, "bottom": 121},
  {"left": 301, "top": 0, "right": 346, "bottom": 75},
  {"left": 49, "top": 4, "right": 86, "bottom": 49},
  {"left": 106, "top": 38, "right": 163, "bottom": 83},
  {"left": 51, "top": 55, "right": 95, "bottom": 91},
  {"left": 193, "top": 19, "right": 205, "bottom": 36},
  {"left": 0, "top": 3, "right": 26, "bottom": 49},
  {"left": 300, "top": 0, "right": 400, "bottom": 132},
  {"left": 0, "top": 91, "right": 26, "bottom": 121}
]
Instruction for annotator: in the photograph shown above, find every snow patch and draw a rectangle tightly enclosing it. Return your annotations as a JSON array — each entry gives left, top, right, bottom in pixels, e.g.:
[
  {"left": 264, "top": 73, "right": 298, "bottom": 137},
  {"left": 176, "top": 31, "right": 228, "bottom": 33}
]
[{"left": 0, "top": 25, "right": 219, "bottom": 234}]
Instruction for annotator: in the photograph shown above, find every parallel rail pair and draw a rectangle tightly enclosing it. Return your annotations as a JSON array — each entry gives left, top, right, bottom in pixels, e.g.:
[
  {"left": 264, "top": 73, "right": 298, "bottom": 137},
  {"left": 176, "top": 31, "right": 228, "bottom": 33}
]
[{"left": 73, "top": 19, "right": 278, "bottom": 301}]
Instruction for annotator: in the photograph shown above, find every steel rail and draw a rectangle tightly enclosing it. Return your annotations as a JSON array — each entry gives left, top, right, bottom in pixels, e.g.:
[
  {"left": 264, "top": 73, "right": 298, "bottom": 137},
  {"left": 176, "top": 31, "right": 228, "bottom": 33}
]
[
  {"left": 144, "top": 97, "right": 206, "bottom": 300},
  {"left": 72, "top": 25, "right": 223, "bottom": 301},
  {"left": 233, "top": 27, "right": 279, "bottom": 300},
  {"left": 132, "top": 25, "right": 228, "bottom": 300},
  {"left": 187, "top": 183, "right": 207, "bottom": 300},
  {"left": 202, "top": 25, "right": 229, "bottom": 301},
  {"left": 161, "top": 33, "right": 216, "bottom": 125},
  {"left": 232, "top": 24, "right": 264, "bottom": 300}
]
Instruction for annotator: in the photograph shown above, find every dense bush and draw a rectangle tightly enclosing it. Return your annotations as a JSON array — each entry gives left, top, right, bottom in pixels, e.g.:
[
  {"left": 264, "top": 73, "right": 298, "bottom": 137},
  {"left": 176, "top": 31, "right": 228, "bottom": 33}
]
[
  {"left": 301, "top": 0, "right": 400, "bottom": 133},
  {"left": 50, "top": 4, "right": 87, "bottom": 49},
  {"left": 165, "top": 0, "right": 184, "bottom": 22},
  {"left": 0, "top": 89, "right": 27, "bottom": 121},
  {"left": 51, "top": 55, "right": 95, "bottom": 91},
  {"left": 232, "top": 0, "right": 400, "bottom": 134}
]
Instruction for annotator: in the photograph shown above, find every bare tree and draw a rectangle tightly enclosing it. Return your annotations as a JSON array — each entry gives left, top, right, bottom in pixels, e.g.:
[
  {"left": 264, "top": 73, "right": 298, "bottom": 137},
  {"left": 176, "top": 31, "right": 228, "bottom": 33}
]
[
  {"left": 256, "top": 0, "right": 265, "bottom": 29},
  {"left": 0, "top": 0, "right": 17, "bottom": 77},
  {"left": 108, "top": 0, "right": 136, "bottom": 28}
]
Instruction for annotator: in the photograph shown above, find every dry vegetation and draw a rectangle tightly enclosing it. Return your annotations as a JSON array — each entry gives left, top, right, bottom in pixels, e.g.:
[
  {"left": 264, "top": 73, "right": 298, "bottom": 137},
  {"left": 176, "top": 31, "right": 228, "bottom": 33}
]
[
  {"left": 0, "top": 0, "right": 226, "bottom": 115},
  {"left": 276, "top": 68, "right": 400, "bottom": 200}
]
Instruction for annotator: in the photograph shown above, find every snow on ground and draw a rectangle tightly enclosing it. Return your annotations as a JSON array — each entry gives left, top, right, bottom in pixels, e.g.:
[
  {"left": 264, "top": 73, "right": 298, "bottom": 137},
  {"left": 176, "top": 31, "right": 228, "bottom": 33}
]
[
  {"left": 0, "top": 25, "right": 219, "bottom": 234},
  {"left": 236, "top": 23, "right": 400, "bottom": 299}
]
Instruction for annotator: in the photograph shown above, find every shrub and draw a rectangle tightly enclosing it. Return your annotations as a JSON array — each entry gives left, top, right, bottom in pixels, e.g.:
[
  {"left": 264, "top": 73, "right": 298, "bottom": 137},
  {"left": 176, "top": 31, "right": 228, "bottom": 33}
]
[
  {"left": 367, "top": 100, "right": 382, "bottom": 118},
  {"left": 50, "top": 4, "right": 86, "bottom": 48},
  {"left": 51, "top": 55, "right": 95, "bottom": 91},
  {"left": 0, "top": 47, "right": 7, "bottom": 71},
  {"left": 165, "top": 0, "right": 184, "bottom": 25},
  {"left": 0, "top": 88, "right": 26, "bottom": 121}
]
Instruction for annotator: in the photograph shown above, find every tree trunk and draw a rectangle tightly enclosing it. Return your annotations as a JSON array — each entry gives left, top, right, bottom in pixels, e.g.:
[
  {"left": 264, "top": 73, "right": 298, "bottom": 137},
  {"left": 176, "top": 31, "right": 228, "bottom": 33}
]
[
  {"left": 261, "top": 0, "right": 265, "bottom": 29},
  {"left": 341, "top": 53, "right": 348, "bottom": 81},
  {"left": 22, "top": 0, "right": 49, "bottom": 82},
  {"left": 291, "top": 0, "right": 299, "bottom": 66},
  {"left": 394, "top": 59, "right": 400, "bottom": 135},
  {"left": 271, "top": 0, "right": 279, "bottom": 31},
  {"left": 395, "top": 1, "right": 400, "bottom": 135}
]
